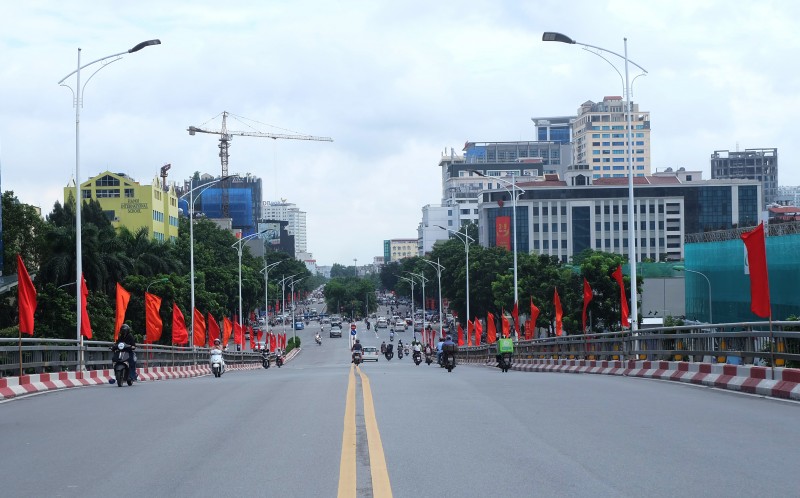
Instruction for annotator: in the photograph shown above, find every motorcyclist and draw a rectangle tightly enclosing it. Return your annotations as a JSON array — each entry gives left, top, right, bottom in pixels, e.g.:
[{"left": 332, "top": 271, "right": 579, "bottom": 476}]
[
  {"left": 315, "top": 331, "right": 321, "bottom": 344},
  {"left": 411, "top": 339, "right": 422, "bottom": 354},
  {"left": 118, "top": 324, "right": 137, "bottom": 381},
  {"left": 210, "top": 338, "right": 226, "bottom": 374},
  {"left": 389, "top": 330, "right": 395, "bottom": 342},
  {"left": 436, "top": 336, "right": 445, "bottom": 363},
  {"left": 351, "top": 339, "right": 363, "bottom": 363},
  {"left": 380, "top": 341, "right": 387, "bottom": 354}
]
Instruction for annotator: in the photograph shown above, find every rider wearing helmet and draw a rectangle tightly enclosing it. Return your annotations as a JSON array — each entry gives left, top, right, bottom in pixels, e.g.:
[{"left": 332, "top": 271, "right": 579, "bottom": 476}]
[
  {"left": 351, "top": 338, "right": 363, "bottom": 363},
  {"left": 119, "top": 324, "right": 137, "bottom": 381}
]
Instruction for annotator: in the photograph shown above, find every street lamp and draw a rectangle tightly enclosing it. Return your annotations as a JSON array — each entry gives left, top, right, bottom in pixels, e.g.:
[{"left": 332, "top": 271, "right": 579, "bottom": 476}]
[
  {"left": 290, "top": 276, "right": 306, "bottom": 344},
  {"left": 398, "top": 276, "right": 417, "bottom": 340},
  {"left": 472, "top": 170, "right": 522, "bottom": 307},
  {"left": 279, "top": 273, "right": 300, "bottom": 341},
  {"left": 231, "top": 230, "right": 267, "bottom": 346},
  {"left": 353, "top": 258, "right": 358, "bottom": 277},
  {"left": 260, "top": 260, "right": 282, "bottom": 331},
  {"left": 542, "top": 31, "right": 647, "bottom": 332},
  {"left": 146, "top": 277, "right": 169, "bottom": 293},
  {"left": 180, "top": 176, "right": 232, "bottom": 347},
  {"left": 436, "top": 225, "right": 473, "bottom": 326},
  {"left": 421, "top": 258, "right": 445, "bottom": 341},
  {"left": 673, "top": 266, "right": 712, "bottom": 324},
  {"left": 58, "top": 39, "right": 161, "bottom": 355},
  {"left": 406, "top": 271, "right": 429, "bottom": 339}
]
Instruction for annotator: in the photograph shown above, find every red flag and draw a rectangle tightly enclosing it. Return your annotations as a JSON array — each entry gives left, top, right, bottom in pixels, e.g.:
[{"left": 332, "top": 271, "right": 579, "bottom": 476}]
[
  {"left": 114, "top": 283, "right": 131, "bottom": 341},
  {"left": 501, "top": 312, "right": 510, "bottom": 338},
  {"left": 582, "top": 278, "right": 593, "bottom": 334},
  {"left": 233, "top": 317, "right": 243, "bottom": 346},
  {"left": 256, "top": 328, "right": 263, "bottom": 346},
  {"left": 467, "top": 320, "right": 473, "bottom": 347},
  {"left": 554, "top": 287, "right": 563, "bottom": 336},
  {"left": 222, "top": 317, "right": 233, "bottom": 347},
  {"left": 144, "top": 292, "right": 163, "bottom": 343},
  {"left": 528, "top": 297, "right": 540, "bottom": 340},
  {"left": 457, "top": 323, "right": 464, "bottom": 346},
  {"left": 171, "top": 303, "right": 188, "bottom": 345},
  {"left": 80, "top": 274, "right": 92, "bottom": 339},
  {"left": 193, "top": 308, "right": 206, "bottom": 347},
  {"left": 270, "top": 332, "right": 276, "bottom": 352},
  {"left": 612, "top": 265, "right": 630, "bottom": 327},
  {"left": 249, "top": 326, "right": 255, "bottom": 350},
  {"left": 487, "top": 313, "right": 497, "bottom": 344},
  {"left": 207, "top": 314, "right": 220, "bottom": 345},
  {"left": 512, "top": 301, "right": 519, "bottom": 337},
  {"left": 474, "top": 318, "right": 482, "bottom": 346},
  {"left": 16, "top": 254, "right": 36, "bottom": 336},
  {"left": 741, "top": 222, "right": 771, "bottom": 318}
]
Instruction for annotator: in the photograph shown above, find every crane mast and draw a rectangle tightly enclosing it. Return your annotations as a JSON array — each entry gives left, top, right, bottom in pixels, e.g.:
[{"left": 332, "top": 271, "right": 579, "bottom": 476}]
[{"left": 188, "top": 111, "right": 332, "bottom": 218}]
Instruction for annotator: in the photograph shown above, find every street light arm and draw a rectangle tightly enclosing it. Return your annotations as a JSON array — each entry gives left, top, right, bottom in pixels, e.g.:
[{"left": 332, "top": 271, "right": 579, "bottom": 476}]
[
  {"left": 57, "top": 39, "right": 161, "bottom": 84},
  {"left": 435, "top": 225, "right": 474, "bottom": 243},
  {"left": 542, "top": 31, "right": 647, "bottom": 73},
  {"left": 470, "top": 170, "right": 523, "bottom": 196},
  {"left": 179, "top": 175, "right": 235, "bottom": 200}
]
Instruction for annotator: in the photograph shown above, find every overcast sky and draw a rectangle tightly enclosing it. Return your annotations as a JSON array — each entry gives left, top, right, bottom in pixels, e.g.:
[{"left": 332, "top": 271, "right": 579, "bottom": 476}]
[{"left": 2, "top": 1, "right": 799, "bottom": 267}]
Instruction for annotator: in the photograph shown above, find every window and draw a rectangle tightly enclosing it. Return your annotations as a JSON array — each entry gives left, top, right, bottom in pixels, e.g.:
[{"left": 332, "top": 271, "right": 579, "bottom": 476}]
[
  {"left": 602, "top": 141, "right": 610, "bottom": 146},
  {"left": 82, "top": 189, "right": 91, "bottom": 199},
  {"left": 96, "top": 189, "right": 120, "bottom": 198},
  {"left": 604, "top": 222, "right": 611, "bottom": 230},
  {"left": 533, "top": 224, "right": 539, "bottom": 233},
  {"left": 95, "top": 175, "right": 120, "bottom": 187},
  {"left": 543, "top": 240, "right": 549, "bottom": 249},
  {"left": 543, "top": 224, "right": 549, "bottom": 233},
  {"left": 542, "top": 207, "right": 549, "bottom": 215},
  {"left": 593, "top": 159, "right": 601, "bottom": 163},
  {"left": 532, "top": 206, "right": 539, "bottom": 215},
  {"left": 612, "top": 150, "right": 625, "bottom": 154},
  {"left": 561, "top": 206, "right": 566, "bottom": 216},
  {"left": 595, "top": 222, "right": 601, "bottom": 231},
  {"left": 612, "top": 141, "right": 624, "bottom": 146},
  {"left": 613, "top": 222, "right": 620, "bottom": 230}
]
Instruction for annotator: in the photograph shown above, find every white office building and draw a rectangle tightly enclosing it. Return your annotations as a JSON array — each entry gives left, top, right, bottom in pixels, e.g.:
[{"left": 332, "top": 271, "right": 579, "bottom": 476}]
[{"left": 262, "top": 201, "right": 307, "bottom": 257}]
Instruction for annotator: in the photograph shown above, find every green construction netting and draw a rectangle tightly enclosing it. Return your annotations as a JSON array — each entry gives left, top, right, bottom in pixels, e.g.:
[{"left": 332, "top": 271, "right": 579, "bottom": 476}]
[{"left": 684, "top": 233, "right": 800, "bottom": 323}]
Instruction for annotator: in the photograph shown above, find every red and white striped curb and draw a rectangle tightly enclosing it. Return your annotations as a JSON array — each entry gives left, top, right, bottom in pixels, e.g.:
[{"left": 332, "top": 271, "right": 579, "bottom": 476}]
[
  {"left": 0, "top": 361, "right": 266, "bottom": 401},
  {"left": 472, "top": 357, "right": 800, "bottom": 401}
]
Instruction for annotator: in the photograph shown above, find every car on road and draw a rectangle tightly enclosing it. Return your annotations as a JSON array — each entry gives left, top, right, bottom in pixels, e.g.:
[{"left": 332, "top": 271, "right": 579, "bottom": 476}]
[
  {"left": 377, "top": 317, "right": 388, "bottom": 328},
  {"left": 294, "top": 321, "right": 305, "bottom": 330},
  {"left": 361, "top": 346, "right": 379, "bottom": 361},
  {"left": 330, "top": 325, "right": 342, "bottom": 338},
  {"left": 394, "top": 319, "right": 407, "bottom": 331}
]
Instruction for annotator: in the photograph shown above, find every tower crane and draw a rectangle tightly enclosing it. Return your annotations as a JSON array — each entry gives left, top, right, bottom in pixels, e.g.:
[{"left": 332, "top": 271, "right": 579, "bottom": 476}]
[{"left": 187, "top": 111, "right": 332, "bottom": 217}]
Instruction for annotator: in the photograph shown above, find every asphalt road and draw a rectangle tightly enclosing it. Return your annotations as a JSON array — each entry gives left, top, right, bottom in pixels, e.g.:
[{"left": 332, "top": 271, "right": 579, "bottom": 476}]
[{"left": 1, "top": 303, "right": 798, "bottom": 497}]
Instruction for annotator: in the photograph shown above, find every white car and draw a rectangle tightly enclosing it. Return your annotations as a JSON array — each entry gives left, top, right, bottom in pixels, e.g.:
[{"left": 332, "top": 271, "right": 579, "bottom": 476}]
[
  {"left": 394, "top": 319, "right": 407, "bottom": 331},
  {"left": 361, "top": 346, "right": 379, "bottom": 361},
  {"left": 376, "top": 317, "right": 388, "bottom": 328}
]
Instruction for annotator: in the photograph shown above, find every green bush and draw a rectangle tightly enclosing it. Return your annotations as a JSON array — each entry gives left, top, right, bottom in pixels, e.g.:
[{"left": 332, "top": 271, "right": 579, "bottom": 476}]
[{"left": 286, "top": 336, "right": 301, "bottom": 353}]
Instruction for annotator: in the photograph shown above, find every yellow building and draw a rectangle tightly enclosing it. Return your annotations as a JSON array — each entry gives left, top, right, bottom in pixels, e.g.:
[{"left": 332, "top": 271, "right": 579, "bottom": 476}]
[{"left": 64, "top": 171, "right": 180, "bottom": 242}]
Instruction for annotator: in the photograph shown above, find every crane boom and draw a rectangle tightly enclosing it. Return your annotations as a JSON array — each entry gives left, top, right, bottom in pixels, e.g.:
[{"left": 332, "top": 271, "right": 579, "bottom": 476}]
[{"left": 187, "top": 111, "right": 333, "bottom": 217}]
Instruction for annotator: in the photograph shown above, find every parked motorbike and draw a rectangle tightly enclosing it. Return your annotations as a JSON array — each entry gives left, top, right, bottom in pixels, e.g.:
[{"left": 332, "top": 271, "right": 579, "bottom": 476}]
[
  {"left": 499, "top": 352, "right": 512, "bottom": 373},
  {"left": 413, "top": 350, "right": 422, "bottom": 365},
  {"left": 210, "top": 349, "right": 225, "bottom": 377},
  {"left": 352, "top": 351, "right": 362, "bottom": 366},
  {"left": 111, "top": 342, "right": 135, "bottom": 386}
]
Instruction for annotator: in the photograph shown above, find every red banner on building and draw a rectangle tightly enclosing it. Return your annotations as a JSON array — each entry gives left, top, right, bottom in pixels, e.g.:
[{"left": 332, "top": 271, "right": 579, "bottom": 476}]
[{"left": 496, "top": 216, "right": 511, "bottom": 250}]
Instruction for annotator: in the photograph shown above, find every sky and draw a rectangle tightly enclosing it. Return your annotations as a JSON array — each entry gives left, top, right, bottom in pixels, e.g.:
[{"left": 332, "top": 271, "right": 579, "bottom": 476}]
[{"left": 2, "top": 0, "right": 800, "bottom": 267}]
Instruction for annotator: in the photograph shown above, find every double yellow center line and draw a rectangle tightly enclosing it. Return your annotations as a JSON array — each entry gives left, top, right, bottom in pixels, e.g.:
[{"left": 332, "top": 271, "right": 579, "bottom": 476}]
[{"left": 338, "top": 365, "right": 393, "bottom": 497}]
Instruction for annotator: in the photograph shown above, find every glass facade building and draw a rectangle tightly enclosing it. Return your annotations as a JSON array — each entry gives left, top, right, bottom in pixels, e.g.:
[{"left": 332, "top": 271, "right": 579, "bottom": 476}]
[{"left": 192, "top": 175, "right": 262, "bottom": 236}]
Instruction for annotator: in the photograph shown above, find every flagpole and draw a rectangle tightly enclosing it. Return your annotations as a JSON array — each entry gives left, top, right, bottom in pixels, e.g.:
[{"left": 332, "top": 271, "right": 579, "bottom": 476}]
[
  {"left": 769, "top": 313, "right": 775, "bottom": 381},
  {"left": 18, "top": 327, "right": 22, "bottom": 378}
]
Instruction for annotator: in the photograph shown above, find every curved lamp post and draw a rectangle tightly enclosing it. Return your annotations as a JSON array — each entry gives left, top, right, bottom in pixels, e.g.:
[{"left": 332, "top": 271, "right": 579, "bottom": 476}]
[
  {"left": 278, "top": 273, "right": 300, "bottom": 342},
  {"left": 673, "top": 265, "right": 712, "bottom": 324},
  {"left": 471, "top": 171, "right": 522, "bottom": 307},
  {"left": 406, "top": 271, "right": 429, "bottom": 339},
  {"left": 398, "top": 276, "right": 417, "bottom": 340},
  {"left": 421, "top": 258, "right": 445, "bottom": 340},
  {"left": 58, "top": 39, "right": 161, "bottom": 363},
  {"left": 179, "top": 176, "right": 231, "bottom": 347},
  {"left": 231, "top": 230, "right": 267, "bottom": 345},
  {"left": 260, "top": 260, "right": 282, "bottom": 334},
  {"left": 542, "top": 31, "right": 647, "bottom": 332},
  {"left": 436, "top": 225, "right": 473, "bottom": 325}
]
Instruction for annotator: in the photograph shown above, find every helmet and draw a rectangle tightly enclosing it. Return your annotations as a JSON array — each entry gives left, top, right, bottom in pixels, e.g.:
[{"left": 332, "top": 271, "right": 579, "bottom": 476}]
[
  {"left": 214, "top": 339, "right": 221, "bottom": 345},
  {"left": 355, "top": 339, "right": 360, "bottom": 343},
  {"left": 120, "top": 324, "right": 131, "bottom": 334},
  {"left": 446, "top": 335, "right": 452, "bottom": 340}
]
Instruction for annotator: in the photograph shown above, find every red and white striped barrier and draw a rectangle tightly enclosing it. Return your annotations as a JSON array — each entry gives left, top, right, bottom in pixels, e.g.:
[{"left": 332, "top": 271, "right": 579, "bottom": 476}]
[
  {"left": 0, "top": 361, "right": 266, "bottom": 401},
  {"left": 476, "top": 358, "right": 800, "bottom": 401}
]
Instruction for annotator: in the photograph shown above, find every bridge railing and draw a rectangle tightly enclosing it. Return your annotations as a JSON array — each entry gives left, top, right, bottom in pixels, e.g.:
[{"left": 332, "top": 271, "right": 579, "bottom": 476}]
[
  {"left": 456, "top": 321, "right": 800, "bottom": 366},
  {"left": 0, "top": 338, "right": 262, "bottom": 377}
]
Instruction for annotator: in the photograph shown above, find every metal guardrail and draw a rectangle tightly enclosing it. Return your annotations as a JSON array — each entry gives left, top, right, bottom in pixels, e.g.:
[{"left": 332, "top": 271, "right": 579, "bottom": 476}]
[
  {"left": 456, "top": 321, "right": 800, "bottom": 367},
  {"left": 0, "top": 338, "right": 263, "bottom": 377}
]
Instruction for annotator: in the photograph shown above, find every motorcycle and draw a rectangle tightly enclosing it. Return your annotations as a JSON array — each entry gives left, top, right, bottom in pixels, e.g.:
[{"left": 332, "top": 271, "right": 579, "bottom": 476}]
[
  {"left": 440, "top": 344, "right": 457, "bottom": 372},
  {"left": 404, "top": 347, "right": 410, "bottom": 356},
  {"left": 413, "top": 350, "right": 422, "bottom": 365},
  {"left": 384, "top": 344, "right": 394, "bottom": 361},
  {"left": 315, "top": 334, "right": 322, "bottom": 345},
  {"left": 389, "top": 331, "right": 395, "bottom": 342},
  {"left": 499, "top": 352, "right": 512, "bottom": 373},
  {"left": 398, "top": 347, "right": 404, "bottom": 359},
  {"left": 261, "top": 350, "right": 270, "bottom": 369},
  {"left": 276, "top": 354, "right": 284, "bottom": 368},
  {"left": 352, "top": 351, "right": 362, "bottom": 365},
  {"left": 210, "top": 349, "right": 225, "bottom": 377},
  {"left": 111, "top": 342, "right": 135, "bottom": 386},
  {"left": 425, "top": 352, "right": 433, "bottom": 365}
]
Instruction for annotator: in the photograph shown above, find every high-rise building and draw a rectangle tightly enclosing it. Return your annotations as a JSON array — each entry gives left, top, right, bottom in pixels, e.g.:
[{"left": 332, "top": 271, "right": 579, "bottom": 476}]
[
  {"left": 384, "top": 239, "right": 417, "bottom": 262},
  {"left": 64, "top": 171, "right": 180, "bottom": 242},
  {"left": 187, "top": 173, "right": 262, "bottom": 236},
  {"left": 571, "top": 96, "right": 651, "bottom": 179},
  {"left": 262, "top": 201, "right": 307, "bottom": 257},
  {"left": 710, "top": 148, "right": 778, "bottom": 206},
  {"left": 531, "top": 115, "right": 574, "bottom": 144}
]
